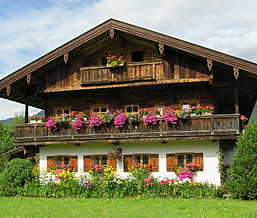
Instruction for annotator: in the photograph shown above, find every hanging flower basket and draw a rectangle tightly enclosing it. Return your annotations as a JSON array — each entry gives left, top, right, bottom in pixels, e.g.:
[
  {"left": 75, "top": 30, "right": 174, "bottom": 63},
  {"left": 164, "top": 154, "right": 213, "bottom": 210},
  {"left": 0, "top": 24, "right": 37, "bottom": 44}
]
[{"left": 107, "top": 148, "right": 123, "bottom": 161}]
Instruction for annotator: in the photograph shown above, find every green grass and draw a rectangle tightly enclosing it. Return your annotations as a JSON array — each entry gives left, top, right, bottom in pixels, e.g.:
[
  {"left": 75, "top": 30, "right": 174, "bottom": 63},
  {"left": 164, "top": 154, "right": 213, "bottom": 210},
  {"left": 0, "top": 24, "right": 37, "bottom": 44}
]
[{"left": 0, "top": 197, "right": 256, "bottom": 218}]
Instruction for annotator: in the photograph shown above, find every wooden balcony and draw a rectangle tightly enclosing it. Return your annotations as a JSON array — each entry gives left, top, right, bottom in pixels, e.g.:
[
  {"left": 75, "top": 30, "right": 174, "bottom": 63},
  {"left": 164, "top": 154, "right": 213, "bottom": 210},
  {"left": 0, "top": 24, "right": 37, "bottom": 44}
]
[
  {"left": 80, "top": 61, "right": 162, "bottom": 85},
  {"left": 14, "top": 114, "right": 240, "bottom": 146}
]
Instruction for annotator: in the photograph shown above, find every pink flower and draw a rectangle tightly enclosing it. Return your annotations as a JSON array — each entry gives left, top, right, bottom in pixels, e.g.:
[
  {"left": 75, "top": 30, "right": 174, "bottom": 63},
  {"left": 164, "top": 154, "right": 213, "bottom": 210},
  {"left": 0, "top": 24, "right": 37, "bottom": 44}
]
[{"left": 143, "top": 186, "right": 145, "bottom": 188}]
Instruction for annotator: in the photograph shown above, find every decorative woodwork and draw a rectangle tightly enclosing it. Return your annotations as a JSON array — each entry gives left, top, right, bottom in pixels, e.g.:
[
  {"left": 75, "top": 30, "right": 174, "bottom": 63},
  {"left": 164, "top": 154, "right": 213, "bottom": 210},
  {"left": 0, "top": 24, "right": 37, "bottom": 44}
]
[{"left": 233, "top": 67, "right": 239, "bottom": 79}]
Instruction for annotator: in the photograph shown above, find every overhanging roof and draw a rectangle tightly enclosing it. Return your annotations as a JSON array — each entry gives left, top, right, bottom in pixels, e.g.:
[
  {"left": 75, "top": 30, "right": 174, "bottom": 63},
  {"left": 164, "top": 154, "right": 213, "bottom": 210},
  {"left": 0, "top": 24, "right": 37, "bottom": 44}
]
[{"left": 0, "top": 18, "right": 256, "bottom": 115}]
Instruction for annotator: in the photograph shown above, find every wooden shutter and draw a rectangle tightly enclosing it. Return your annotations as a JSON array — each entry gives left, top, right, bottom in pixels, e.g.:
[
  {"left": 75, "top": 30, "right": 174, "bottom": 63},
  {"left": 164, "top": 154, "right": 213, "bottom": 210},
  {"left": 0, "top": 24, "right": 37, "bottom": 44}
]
[
  {"left": 83, "top": 155, "right": 92, "bottom": 172},
  {"left": 166, "top": 153, "right": 175, "bottom": 172},
  {"left": 47, "top": 156, "right": 54, "bottom": 168},
  {"left": 123, "top": 155, "right": 132, "bottom": 172},
  {"left": 194, "top": 153, "right": 203, "bottom": 171},
  {"left": 70, "top": 156, "right": 78, "bottom": 172},
  {"left": 150, "top": 154, "right": 159, "bottom": 172},
  {"left": 107, "top": 159, "right": 116, "bottom": 170}
]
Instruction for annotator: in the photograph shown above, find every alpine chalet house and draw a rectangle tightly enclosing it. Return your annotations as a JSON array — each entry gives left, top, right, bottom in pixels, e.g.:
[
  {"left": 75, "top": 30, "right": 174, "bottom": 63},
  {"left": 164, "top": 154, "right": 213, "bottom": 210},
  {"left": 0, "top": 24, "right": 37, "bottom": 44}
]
[{"left": 0, "top": 19, "right": 256, "bottom": 185}]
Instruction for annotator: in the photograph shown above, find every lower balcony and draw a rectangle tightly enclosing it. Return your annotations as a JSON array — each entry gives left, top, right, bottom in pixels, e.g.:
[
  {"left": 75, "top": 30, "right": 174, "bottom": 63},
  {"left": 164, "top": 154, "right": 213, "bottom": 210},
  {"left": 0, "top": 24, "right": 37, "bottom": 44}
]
[{"left": 14, "top": 114, "right": 240, "bottom": 146}]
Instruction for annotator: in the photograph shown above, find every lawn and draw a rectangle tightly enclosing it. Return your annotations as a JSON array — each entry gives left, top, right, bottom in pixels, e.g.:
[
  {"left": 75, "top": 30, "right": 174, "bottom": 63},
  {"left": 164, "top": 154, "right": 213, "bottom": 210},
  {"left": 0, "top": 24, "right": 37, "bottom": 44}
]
[{"left": 0, "top": 197, "right": 256, "bottom": 218}]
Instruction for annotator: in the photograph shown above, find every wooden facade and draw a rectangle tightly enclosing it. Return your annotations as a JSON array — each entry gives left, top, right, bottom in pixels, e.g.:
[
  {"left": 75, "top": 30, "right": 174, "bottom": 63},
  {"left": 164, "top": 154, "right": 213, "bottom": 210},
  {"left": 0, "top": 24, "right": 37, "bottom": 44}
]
[{"left": 0, "top": 19, "right": 256, "bottom": 147}]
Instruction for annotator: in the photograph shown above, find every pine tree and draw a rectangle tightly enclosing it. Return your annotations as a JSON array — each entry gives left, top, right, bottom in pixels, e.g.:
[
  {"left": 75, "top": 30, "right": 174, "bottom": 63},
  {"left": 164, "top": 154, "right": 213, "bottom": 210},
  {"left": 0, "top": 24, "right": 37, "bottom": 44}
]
[{"left": 226, "top": 121, "right": 257, "bottom": 199}]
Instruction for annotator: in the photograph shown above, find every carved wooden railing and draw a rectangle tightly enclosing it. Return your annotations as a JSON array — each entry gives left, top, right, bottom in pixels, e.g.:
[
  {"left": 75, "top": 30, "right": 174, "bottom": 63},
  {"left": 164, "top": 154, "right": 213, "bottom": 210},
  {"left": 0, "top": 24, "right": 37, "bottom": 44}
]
[
  {"left": 14, "top": 114, "right": 240, "bottom": 146},
  {"left": 80, "top": 61, "right": 162, "bottom": 85}
]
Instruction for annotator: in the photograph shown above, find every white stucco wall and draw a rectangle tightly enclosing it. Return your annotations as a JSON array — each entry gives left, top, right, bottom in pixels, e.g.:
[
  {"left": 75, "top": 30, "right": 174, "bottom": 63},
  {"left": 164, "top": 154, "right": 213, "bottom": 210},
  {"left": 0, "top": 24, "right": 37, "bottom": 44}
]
[{"left": 40, "top": 140, "right": 221, "bottom": 186}]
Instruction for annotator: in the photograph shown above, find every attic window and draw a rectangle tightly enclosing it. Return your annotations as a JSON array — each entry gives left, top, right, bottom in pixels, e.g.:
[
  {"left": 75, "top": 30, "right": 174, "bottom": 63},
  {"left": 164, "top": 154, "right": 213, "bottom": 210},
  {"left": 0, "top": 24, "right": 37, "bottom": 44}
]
[
  {"left": 132, "top": 51, "right": 144, "bottom": 62},
  {"left": 101, "top": 57, "right": 107, "bottom": 65}
]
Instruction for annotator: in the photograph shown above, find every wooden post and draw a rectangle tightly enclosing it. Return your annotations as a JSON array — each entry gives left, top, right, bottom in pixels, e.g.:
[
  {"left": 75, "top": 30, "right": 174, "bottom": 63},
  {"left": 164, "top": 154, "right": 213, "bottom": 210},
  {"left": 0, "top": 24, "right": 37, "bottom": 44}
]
[
  {"left": 25, "top": 97, "right": 29, "bottom": 123},
  {"left": 234, "top": 83, "right": 239, "bottom": 113}
]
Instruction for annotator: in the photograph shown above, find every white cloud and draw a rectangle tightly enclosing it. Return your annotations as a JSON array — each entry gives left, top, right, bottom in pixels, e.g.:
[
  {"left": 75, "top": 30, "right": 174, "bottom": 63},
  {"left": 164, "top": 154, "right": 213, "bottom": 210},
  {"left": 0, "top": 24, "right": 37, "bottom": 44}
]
[{"left": 0, "top": 0, "right": 257, "bottom": 119}]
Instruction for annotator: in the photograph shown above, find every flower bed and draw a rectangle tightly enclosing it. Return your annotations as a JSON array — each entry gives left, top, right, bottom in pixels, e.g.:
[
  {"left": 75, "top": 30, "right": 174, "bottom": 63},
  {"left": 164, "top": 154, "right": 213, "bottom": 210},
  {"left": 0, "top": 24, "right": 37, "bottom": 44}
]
[{"left": 14, "top": 164, "right": 224, "bottom": 198}]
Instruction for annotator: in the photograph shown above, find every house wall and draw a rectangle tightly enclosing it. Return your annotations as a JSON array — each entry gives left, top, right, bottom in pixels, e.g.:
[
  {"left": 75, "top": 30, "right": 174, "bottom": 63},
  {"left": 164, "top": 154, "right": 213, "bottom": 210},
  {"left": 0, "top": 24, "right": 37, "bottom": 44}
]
[{"left": 39, "top": 140, "right": 220, "bottom": 186}]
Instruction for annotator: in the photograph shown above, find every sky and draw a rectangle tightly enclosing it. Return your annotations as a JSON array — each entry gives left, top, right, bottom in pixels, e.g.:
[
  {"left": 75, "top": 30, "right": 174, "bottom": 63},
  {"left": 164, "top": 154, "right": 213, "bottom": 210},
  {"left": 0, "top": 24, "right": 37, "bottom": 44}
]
[{"left": 0, "top": 0, "right": 257, "bottom": 119}]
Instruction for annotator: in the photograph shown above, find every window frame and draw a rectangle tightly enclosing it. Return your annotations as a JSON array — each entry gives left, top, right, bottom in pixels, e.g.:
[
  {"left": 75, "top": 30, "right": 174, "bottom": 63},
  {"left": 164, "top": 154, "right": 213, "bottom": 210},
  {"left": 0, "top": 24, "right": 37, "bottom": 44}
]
[
  {"left": 132, "top": 154, "right": 150, "bottom": 165},
  {"left": 181, "top": 102, "right": 198, "bottom": 110},
  {"left": 92, "top": 106, "right": 108, "bottom": 114},
  {"left": 55, "top": 155, "right": 70, "bottom": 168},
  {"left": 92, "top": 155, "right": 108, "bottom": 166},
  {"left": 55, "top": 109, "right": 71, "bottom": 118},
  {"left": 125, "top": 105, "right": 139, "bottom": 113},
  {"left": 175, "top": 153, "right": 194, "bottom": 168},
  {"left": 155, "top": 105, "right": 163, "bottom": 115}
]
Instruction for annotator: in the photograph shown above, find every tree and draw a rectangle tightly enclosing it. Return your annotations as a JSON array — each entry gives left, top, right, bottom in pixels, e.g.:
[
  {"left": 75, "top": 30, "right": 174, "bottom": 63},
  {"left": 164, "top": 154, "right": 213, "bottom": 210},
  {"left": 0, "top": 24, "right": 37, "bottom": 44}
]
[
  {"left": 226, "top": 120, "right": 257, "bottom": 199},
  {"left": 0, "top": 113, "right": 25, "bottom": 155}
]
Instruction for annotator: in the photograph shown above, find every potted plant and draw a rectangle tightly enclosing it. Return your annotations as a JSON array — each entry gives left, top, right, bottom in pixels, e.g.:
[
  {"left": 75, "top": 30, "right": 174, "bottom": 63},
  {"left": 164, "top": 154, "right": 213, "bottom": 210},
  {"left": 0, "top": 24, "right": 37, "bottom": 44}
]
[
  {"left": 177, "top": 108, "right": 191, "bottom": 119},
  {"left": 154, "top": 108, "right": 161, "bottom": 118},
  {"left": 107, "top": 148, "right": 123, "bottom": 161},
  {"left": 128, "top": 112, "right": 142, "bottom": 124},
  {"left": 114, "top": 113, "right": 127, "bottom": 128},
  {"left": 162, "top": 109, "right": 178, "bottom": 125},
  {"left": 202, "top": 106, "right": 213, "bottom": 115},
  {"left": 29, "top": 115, "right": 46, "bottom": 123},
  {"left": 191, "top": 105, "right": 203, "bottom": 115},
  {"left": 73, "top": 116, "right": 85, "bottom": 131},
  {"left": 46, "top": 116, "right": 58, "bottom": 132},
  {"left": 142, "top": 111, "right": 158, "bottom": 126},
  {"left": 106, "top": 55, "right": 126, "bottom": 67}
]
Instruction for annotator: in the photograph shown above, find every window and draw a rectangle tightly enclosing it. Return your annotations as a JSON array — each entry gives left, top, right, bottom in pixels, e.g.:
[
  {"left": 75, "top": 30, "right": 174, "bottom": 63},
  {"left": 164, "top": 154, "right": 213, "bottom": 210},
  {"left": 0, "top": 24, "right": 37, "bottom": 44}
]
[
  {"left": 124, "top": 154, "right": 159, "bottom": 172},
  {"left": 133, "top": 154, "right": 150, "bottom": 165},
  {"left": 132, "top": 51, "right": 144, "bottom": 62},
  {"left": 125, "top": 105, "right": 139, "bottom": 113},
  {"left": 47, "top": 155, "right": 78, "bottom": 172},
  {"left": 83, "top": 155, "right": 116, "bottom": 172},
  {"left": 156, "top": 106, "right": 163, "bottom": 115},
  {"left": 92, "top": 107, "right": 108, "bottom": 114},
  {"left": 177, "top": 153, "right": 193, "bottom": 168},
  {"left": 182, "top": 103, "right": 198, "bottom": 109},
  {"left": 93, "top": 155, "right": 107, "bottom": 165},
  {"left": 101, "top": 57, "right": 107, "bottom": 65},
  {"left": 56, "top": 156, "right": 70, "bottom": 168},
  {"left": 166, "top": 153, "right": 203, "bottom": 172},
  {"left": 56, "top": 109, "right": 70, "bottom": 118}
]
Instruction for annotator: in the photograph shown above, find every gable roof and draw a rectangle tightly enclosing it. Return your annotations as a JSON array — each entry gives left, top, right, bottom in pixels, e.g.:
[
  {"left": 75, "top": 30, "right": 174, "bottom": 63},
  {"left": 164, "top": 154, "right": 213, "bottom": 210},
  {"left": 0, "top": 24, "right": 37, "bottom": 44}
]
[{"left": 0, "top": 18, "right": 256, "bottom": 115}]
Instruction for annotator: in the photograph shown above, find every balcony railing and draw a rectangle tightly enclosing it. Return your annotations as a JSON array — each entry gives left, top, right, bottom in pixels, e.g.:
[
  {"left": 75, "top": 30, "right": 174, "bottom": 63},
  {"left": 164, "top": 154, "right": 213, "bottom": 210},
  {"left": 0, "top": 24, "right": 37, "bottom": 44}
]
[
  {"left": 14, "top": 114, "right": 240, "bottom": 146},
  {"left": 80, "top": 61, "right": 162, "bottom": 85}
]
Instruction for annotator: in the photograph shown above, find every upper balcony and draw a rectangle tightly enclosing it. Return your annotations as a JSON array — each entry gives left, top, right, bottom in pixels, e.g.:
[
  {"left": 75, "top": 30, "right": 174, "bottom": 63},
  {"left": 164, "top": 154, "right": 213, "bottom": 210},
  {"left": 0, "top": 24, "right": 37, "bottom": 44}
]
[
  {"left": 14, "top": 114, "right": 240, "bottom": 146},
  {"left": 80, "top": 61, "right": 162, "bottom": 86}
]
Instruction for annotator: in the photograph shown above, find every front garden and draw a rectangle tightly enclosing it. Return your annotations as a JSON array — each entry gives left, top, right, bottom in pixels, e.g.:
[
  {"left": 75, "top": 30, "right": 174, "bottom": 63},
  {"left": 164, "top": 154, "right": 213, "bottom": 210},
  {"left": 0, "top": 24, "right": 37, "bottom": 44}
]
[{"left": 0, "top": 158, "right": 224, "bottom": 198}]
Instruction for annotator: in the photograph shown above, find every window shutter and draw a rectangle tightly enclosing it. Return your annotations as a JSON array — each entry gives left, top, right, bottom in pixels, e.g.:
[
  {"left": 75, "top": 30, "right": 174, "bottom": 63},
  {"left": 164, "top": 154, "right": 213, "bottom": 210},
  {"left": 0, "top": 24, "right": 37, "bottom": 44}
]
[
  {"left": 70, "top": 156, "right": 78, "bottom": 172},
  {"left": 150, "top": 154, "right": 159, "bottom": 172},
  {"left": 166, "top": 154, "right": 175, "bottom": 172},
  {"left": 83, "top": 155, "right": 92, "bottom": 172},
  {"left": 107, "top": 159, "right": 116, "bottom": 170},
  {"left": 47, "top": 156, "right": 54, "bottom": 168},
  {"left": 124, "top": 155, "right": 132, "bottom": 172},
  {"left": 194, "top": 153, "right": 203, "bottom": 171}
]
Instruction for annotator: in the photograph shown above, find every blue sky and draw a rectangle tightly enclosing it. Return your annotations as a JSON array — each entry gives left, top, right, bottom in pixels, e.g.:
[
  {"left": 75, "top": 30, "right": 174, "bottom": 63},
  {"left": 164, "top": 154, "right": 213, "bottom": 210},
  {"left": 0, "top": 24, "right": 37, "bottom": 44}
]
[{"left": 0, "top": 0, "right": 257, "bottom": 119}]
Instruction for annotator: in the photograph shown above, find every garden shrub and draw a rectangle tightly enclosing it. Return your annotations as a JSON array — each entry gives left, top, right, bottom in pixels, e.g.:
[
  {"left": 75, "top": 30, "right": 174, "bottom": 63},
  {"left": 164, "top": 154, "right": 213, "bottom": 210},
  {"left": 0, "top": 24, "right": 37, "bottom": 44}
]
[
  {"left": 0, "top": 158, "right": 35, "bottom": 196},
  {"left": 225, "top": 121, "right": 257, "bottom": 199}
]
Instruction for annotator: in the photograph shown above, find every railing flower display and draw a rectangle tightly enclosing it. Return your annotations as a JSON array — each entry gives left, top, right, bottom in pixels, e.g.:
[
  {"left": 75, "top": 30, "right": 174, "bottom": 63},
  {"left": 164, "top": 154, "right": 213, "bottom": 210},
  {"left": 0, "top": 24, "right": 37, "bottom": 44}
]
[
  {"left": 102, "top": 110, "right": 116, "bottom": 124},
  {"left": 106, "top": 55, "right": 126, "bottom": 67},
  {"left": 177, "top": 109, "right": 191, "bottom": 119},
  {"left": 73, "top": 116, "right": 85, "bottom": 130},
  {"left": 240, "top": 115, "right": 248, "bottom": 130},
  {"left": 46, "top": 117, "right": 58, "bottom": 132},
  {"left": 29, "top": 115, "right": 46, "bottom": 123},
  {"left": 162, "top": 109, "right": 178, "bottom": 125},
  {"left": 114, "top": 113, "right": 127, "bottom": 128},
  {"left": 192, "top": 105, "right": 213, "bottom": 115},
  {"left": 143, "top": 111, "right": 158, "bottom": 126},
  {"left": 90, "top": 113, "right": 103, "bottom": 127},
  {"left": 128, "top": 112, "right": 142, "bottom": 124}
]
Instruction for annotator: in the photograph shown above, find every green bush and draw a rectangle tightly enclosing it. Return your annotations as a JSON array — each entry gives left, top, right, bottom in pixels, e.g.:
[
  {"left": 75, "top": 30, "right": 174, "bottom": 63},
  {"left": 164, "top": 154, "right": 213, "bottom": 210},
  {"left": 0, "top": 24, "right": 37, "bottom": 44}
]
[
  {"left": 226, "top": 121, "right": 257, "bottom": 199},
  {"left": 0, "top": 158, "right": 35, "bottom": 196}
]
